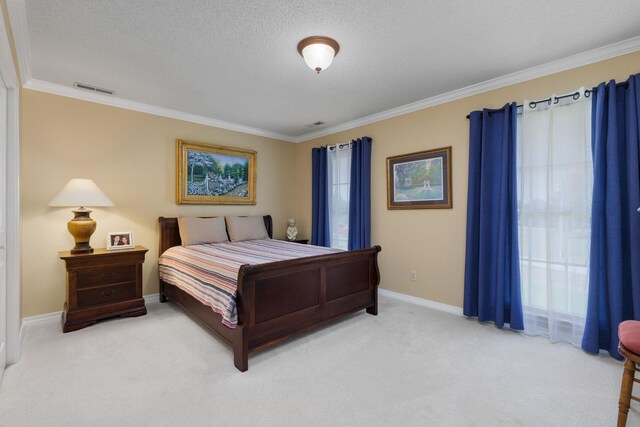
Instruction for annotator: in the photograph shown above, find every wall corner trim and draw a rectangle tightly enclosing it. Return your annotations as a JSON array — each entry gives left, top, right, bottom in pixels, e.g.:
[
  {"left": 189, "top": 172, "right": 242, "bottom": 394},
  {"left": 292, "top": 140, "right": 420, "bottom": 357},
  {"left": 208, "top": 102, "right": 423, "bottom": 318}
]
[{"left": 5, "top": 0, "right": 31, "bottom": 85}]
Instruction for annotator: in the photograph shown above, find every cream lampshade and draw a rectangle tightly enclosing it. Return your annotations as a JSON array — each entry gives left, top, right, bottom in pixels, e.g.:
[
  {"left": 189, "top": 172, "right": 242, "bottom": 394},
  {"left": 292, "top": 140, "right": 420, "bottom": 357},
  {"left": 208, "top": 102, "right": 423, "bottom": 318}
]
[{"left": 48, "top": 178, "right": 114, "bottom": 254}]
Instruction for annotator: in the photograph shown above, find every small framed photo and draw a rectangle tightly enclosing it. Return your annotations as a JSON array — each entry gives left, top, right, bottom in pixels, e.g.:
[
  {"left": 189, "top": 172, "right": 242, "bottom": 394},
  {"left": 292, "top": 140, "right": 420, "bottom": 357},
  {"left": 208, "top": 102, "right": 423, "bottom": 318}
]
[
  {"left": 387, "top": 146, "right": 452, "bottom": 209},
  {"left": 107, "top": 232, "right": 134, "bottom": 250}
]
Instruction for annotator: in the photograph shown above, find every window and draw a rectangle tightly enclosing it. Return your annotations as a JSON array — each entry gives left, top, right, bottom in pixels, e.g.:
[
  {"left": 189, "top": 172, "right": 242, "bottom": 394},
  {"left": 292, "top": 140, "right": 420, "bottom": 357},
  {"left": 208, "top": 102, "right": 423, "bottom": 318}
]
[
  {"left": 327, "top": 145, "right": 352, "bottom": 250},
  {"left": 516, "top": 88, "right": 592, "bottom": 346}
]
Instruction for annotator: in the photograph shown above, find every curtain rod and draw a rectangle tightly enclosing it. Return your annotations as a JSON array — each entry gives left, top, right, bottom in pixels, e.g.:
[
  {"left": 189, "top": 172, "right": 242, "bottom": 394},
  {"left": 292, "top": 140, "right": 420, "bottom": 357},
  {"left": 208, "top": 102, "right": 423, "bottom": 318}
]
[
  {"left": 465, "top": 89, "right": 593, "bottom": 119},
  {"left": 324, "top": 141, "right": 353, "bottom": 151}
]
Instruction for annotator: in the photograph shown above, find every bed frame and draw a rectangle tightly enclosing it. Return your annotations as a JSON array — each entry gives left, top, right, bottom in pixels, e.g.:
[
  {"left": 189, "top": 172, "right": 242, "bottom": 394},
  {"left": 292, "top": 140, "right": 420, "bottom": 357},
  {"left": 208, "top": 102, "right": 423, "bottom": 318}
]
[{"left": 158, "top": 216, "right": 381, "bottom": 372}]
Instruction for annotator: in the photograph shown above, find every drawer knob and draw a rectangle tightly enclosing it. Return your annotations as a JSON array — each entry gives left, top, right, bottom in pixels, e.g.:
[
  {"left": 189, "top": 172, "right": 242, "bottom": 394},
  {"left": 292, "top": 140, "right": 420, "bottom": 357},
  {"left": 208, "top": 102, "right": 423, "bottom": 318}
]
[
  {"left": 101, "top": 290, "right": 115, "bottom": 297},
  {"left": 102, "top": 272, "right": 116, "bottom": 280}
]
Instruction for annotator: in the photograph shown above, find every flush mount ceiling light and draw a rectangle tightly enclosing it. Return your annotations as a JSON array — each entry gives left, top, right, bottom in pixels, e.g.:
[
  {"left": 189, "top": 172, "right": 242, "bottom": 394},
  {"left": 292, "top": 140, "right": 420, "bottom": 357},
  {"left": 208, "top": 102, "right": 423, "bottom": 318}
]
[{"left": 297, "top": 36, "right": 340, "bottom": 74}]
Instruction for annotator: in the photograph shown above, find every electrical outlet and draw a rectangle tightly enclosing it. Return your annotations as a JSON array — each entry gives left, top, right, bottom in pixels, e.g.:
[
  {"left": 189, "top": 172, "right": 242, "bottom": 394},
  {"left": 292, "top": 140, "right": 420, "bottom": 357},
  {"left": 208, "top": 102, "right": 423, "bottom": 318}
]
[{"left": 410, "top": 271, "right": 417, "bottom": 281}]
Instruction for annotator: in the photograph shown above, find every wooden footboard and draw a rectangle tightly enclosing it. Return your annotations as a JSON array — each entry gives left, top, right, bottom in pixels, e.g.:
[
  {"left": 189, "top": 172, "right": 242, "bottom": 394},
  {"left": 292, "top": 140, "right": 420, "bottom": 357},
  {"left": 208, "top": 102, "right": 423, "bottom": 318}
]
[{"left": 158, "top": 216, "right": 381, "bottom": 371}]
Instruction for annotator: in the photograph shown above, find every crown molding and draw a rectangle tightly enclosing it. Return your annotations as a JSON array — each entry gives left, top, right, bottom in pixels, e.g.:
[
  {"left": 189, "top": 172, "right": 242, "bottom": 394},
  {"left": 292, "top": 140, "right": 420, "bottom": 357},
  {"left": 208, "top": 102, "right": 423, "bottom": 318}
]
[
  {"left": 7, "top": 0, "right": 293, "bottom": 143},
  {"left": 11, "top": 9, "right": 640, "bottom": 146},
  {"left": 293, "top": 35, "right": 640, "bottom": 143},
  {"left": 5, "top": 0, "right": 31, "bottom": 85},
  {"left": 24, "top": 79, "right": 297, "bottom": 142}
]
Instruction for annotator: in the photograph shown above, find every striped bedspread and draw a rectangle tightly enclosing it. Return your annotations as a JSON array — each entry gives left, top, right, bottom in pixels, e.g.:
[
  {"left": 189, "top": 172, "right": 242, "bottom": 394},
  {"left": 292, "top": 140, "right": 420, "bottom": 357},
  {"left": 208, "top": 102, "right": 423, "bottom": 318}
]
[{"left": 158, "top": 239, "right": 341, "bottom": 328}]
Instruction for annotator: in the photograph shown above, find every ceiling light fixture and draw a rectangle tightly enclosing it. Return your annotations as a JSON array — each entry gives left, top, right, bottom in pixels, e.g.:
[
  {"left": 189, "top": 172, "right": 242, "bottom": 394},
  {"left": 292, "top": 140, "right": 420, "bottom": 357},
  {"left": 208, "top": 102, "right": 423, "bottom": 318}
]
[{"left": 297, "top": 36, "right": 340, "bottom": 74}]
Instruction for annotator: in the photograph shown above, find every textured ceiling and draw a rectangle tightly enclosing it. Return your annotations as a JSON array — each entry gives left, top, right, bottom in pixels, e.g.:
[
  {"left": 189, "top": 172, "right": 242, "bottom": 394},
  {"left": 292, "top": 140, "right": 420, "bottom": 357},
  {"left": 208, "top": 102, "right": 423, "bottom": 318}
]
[{"left": 22, "top": 0, "right": 640, "bottom": 139}]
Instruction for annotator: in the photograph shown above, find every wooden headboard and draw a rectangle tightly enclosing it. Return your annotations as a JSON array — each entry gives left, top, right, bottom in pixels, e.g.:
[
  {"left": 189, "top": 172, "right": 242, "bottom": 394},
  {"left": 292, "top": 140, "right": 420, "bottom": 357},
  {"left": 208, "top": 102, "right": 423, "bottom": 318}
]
[{"left": 158, "top": 215, "right": 273, "bottom": 255}]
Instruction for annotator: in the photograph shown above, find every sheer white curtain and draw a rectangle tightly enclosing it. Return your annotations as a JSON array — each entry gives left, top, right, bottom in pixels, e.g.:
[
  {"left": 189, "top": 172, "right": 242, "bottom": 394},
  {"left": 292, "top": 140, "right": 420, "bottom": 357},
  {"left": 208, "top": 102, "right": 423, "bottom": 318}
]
[
  {"left": 327, "top": 144, "right": 352, "bottom": 250},
  {"left": 517, "top": 87, "right": 592, "bottom": 346}
]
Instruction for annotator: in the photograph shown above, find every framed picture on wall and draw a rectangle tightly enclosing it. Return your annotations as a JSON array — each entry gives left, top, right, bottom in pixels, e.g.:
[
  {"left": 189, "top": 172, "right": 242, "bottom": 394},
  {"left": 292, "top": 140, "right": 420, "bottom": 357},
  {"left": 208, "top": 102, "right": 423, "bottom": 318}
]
[
  {"left": 107, "top": 232, "right": 134, "bottom": 250},
  {"left": 386, "top": 146, "right": 452, "bottom": 209},
  {"left": 176, "top": 139, "right": 257, "bottom": 205}
]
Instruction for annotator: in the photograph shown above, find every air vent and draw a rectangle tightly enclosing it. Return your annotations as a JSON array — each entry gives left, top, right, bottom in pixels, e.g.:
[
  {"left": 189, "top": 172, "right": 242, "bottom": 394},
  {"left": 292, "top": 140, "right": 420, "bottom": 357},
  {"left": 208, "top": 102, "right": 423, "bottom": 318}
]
[
  {"left": 305, "top": 121, "right": 327, "bottom": 129},
  {"left": 73, "top": 82, "right": 116, "bottom": 95}
]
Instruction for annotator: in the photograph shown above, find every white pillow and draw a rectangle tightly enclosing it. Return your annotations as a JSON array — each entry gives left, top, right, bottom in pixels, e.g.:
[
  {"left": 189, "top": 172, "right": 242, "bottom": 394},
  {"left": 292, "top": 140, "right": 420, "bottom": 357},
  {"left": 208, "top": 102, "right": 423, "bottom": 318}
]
[
  {"left": 225, "top": 216, "right": 269, "bottom": 242},
  {"left": 178, "top": 216, "right": 229, "bottom": 245}
]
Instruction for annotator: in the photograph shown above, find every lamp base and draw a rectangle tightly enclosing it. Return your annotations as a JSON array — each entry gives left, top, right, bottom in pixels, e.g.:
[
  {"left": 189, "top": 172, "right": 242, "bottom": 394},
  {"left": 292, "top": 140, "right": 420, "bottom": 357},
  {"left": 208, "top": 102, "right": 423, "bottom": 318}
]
[
  {"left": 70, "top": 243, "right": 93, "bottom": 255},
  {"left": 67, "top": 208, "right": 96, "bottom": 254}
]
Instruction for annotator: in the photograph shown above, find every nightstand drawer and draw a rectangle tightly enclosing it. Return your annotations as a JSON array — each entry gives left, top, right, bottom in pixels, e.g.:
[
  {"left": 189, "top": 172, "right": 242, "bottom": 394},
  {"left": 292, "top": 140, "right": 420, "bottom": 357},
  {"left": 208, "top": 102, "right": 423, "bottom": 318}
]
[
  {"left": 77, "top": 282, "right": 136, "bottom": 308},
  {"left": 77, "top": 265, "right": 136, "bottom": 288}
]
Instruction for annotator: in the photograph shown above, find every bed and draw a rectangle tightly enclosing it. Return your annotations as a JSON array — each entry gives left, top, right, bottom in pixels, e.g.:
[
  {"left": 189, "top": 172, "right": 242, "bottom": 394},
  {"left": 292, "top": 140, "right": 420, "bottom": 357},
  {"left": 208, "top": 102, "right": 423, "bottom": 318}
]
[{"left": 158, "top": 215, "right": 381, "bottom": 371}]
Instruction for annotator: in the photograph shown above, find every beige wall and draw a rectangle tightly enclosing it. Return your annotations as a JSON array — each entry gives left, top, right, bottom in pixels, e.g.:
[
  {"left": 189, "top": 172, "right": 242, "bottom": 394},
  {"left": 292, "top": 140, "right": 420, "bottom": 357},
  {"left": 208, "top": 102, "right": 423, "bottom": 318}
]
[
  {"left": 21, "top": 90, "right": 296, "bottom": 317},
  {"left": 21, "top": 50, "right": 640, "bottom": 318},
  {"left": 295, "top": 50, "right": 640, "bottom": 309}
]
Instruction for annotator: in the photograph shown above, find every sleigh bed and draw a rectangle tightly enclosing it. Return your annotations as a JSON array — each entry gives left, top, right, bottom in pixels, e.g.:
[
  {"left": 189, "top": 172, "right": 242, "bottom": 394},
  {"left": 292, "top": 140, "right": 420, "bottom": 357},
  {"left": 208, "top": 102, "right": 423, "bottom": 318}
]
[{"left": 158, "top": 215, "right": 381, "bottom": 371}]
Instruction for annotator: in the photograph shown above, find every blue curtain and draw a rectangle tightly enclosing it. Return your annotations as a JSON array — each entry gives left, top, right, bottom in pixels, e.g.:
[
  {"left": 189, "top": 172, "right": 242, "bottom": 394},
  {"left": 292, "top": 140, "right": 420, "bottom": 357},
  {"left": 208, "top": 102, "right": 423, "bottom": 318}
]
[
  {"left": 582, "top": 74, "right": 640, "bottom": 359},
  {"left": 464, "top": 103, "right": 524, "bottom": 329},
  {"left": 312, "top": 147, "right": 331, "bottom": 247},
  {"left": 348, "top": 137, "right": 372, "bottom": 250}
]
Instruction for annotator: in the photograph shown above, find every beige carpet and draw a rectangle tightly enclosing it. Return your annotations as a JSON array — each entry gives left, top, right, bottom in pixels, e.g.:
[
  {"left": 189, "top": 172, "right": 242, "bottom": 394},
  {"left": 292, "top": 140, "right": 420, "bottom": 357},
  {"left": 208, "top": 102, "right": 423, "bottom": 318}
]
[{"left": 0, "top": 297, "right": 634, "bottom": 426}]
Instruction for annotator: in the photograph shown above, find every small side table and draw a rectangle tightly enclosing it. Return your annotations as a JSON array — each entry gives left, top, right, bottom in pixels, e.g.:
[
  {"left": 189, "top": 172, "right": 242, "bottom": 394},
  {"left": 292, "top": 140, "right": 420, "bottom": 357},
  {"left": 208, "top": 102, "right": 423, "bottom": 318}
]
[
  {"left": 59, "top": 245, "right": 148, "bottom": 332},
  {"left": 282, "top": 239, "right": 308, "bottom": 244}
]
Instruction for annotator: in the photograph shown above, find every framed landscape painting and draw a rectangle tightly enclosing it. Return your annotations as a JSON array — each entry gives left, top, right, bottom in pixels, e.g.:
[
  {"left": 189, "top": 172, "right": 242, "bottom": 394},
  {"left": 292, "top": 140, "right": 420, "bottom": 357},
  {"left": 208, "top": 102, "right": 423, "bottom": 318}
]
[
  {"left": 386, "top": 146, "right": 452, "bottom": 209},
  {"left": 176, "top": 139, "right": 257, "bottom": 205}
]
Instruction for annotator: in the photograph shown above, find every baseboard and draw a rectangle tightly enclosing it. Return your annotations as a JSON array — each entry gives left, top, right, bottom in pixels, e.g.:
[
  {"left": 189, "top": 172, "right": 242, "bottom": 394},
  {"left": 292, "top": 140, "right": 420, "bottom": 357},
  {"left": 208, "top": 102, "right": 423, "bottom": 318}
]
[
  {"left": 21, "top": 311, "right": 62, "bottom": 327},
  {"left": 18, "top": 310, "right": 62, "bottom": 354},
  {"left": 144, "top": 293, "right": 160, "bottom": 305},
  {"left": 17, "top": 291, "right": 461, "bottom": 331},
  {"left": 20, "top": 293, "right": 162, "bottom": 329},
  {"left": 378, "top": 288, "right": 464, "bottom": 316}
]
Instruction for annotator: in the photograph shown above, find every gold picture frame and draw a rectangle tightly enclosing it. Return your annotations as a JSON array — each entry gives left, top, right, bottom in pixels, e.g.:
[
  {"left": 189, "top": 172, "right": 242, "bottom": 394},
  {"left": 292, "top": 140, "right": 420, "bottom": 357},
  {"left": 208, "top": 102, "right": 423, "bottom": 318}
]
[
  {"left": 176, "top": 139, "right": 257, "bottom": 205},
  {"left": 386, "top": 146, "right": 452, "bottom": 209}
]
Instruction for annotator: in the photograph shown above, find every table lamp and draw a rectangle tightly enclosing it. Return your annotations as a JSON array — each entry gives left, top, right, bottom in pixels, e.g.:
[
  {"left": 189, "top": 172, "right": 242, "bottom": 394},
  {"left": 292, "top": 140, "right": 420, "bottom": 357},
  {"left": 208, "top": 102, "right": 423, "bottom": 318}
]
[{"left": 48, "top": 178, "right": 114, "bottom": 254}]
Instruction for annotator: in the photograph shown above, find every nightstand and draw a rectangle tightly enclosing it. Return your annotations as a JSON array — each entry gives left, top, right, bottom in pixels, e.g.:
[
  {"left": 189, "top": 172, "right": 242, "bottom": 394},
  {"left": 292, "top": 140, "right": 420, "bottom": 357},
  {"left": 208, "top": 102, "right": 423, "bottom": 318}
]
[
  {"left": 59, "top": 245, "right": 148, "bottom": 332},
  {"left": 282, "top": 239, "right": 308, "bottom": 244}
]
